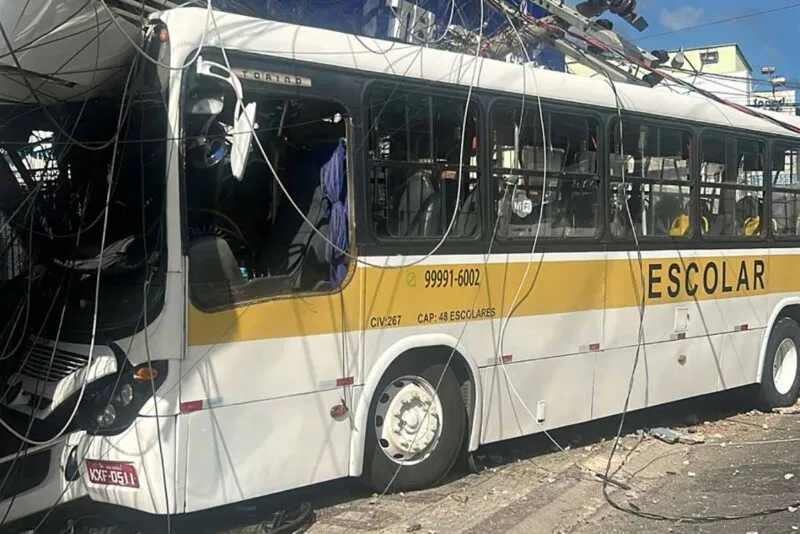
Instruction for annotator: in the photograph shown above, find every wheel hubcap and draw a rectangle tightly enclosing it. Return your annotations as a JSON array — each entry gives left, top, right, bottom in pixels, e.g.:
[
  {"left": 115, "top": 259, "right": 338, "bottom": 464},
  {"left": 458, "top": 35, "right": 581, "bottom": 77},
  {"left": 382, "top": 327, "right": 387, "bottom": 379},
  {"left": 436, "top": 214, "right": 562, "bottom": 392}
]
[
  {"left": 773, "top": 338, "right": 798, "bottom": 395},
  {"left": 374, "top": 375, "right": 444, "bottom": 466}
]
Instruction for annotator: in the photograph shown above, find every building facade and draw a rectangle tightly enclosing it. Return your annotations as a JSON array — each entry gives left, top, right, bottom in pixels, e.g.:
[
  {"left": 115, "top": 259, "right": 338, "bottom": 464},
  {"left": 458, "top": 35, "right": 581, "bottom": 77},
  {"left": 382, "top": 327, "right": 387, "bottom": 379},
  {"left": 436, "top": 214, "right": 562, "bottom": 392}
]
[
  {"left": 566, "top": 43, "right": 752, "bottom": 105},
  {"left": 750, "top": 89, "right": 798, "bottom": 116}
]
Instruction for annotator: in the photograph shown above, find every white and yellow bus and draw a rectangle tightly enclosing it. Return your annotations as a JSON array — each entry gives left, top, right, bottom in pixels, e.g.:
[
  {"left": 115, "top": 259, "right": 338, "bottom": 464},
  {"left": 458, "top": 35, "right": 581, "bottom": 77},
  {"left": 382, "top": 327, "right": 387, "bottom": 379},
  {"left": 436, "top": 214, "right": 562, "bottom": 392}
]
[{"left": 2, "top": 6, "right": 800, "bottom": 527}]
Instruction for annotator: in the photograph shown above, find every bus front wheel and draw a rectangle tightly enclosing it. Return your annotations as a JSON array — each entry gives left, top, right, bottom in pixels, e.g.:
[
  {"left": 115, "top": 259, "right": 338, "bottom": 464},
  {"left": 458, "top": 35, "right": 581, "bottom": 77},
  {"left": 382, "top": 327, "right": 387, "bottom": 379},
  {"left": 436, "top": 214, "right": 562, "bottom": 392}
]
[
  {"left": 758, "top": 316, "right": 800, "bottom": 410},
  {"left": 362, "top": 357, "right": 466, "bottom": 493}
]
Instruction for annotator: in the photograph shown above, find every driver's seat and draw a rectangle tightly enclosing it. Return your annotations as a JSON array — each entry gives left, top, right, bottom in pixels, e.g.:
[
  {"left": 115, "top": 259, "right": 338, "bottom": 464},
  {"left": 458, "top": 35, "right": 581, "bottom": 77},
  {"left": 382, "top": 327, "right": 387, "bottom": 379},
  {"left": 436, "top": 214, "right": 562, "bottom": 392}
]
[{"left": 187, "top": 235, "right": 245, "bottom": 309}]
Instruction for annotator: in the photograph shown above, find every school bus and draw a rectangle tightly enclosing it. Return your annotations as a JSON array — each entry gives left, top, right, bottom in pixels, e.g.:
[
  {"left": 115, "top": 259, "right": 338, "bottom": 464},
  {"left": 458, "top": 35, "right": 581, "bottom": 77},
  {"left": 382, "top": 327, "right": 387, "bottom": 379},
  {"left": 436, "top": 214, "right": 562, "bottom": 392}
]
[{"left": 1, "top": 6, "right": 799, "bottom": 526}]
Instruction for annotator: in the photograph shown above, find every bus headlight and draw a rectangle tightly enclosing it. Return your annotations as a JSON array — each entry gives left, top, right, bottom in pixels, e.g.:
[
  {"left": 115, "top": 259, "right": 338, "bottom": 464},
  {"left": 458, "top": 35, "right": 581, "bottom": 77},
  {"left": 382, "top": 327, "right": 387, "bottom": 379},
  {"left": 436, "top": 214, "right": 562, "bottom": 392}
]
[
  {"left": 96, "top": 403, "right": 116, "bottom": 428},
  {"left": 116, "top": 383, "right": 134, "bottom": 407},
  {"left": 85, "top": 360, "right": 169, "bottom": 436}
]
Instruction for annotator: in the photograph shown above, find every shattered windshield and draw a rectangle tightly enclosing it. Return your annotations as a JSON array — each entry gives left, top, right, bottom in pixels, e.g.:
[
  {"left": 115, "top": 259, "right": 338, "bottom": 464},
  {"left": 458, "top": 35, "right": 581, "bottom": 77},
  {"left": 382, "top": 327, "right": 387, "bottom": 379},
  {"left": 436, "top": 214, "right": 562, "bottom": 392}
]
[{"left": 0, "top": 82, "right": 168, "bottom": 347}]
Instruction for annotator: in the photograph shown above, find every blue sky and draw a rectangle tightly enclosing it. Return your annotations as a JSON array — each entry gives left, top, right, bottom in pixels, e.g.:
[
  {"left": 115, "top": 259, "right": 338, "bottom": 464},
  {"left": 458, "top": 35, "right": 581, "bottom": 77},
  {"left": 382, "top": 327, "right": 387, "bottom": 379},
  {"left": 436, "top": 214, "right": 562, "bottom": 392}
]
[{"left": 626, "top": 0, "right": 800, "bottom": 89}]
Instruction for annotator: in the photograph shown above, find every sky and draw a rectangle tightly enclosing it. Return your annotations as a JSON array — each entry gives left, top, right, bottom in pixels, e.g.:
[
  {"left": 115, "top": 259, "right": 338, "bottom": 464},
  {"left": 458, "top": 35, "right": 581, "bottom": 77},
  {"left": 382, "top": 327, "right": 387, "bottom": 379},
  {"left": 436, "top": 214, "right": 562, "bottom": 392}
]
[{"left": 627, "top": 0, "right": 800, "bottom": 89}]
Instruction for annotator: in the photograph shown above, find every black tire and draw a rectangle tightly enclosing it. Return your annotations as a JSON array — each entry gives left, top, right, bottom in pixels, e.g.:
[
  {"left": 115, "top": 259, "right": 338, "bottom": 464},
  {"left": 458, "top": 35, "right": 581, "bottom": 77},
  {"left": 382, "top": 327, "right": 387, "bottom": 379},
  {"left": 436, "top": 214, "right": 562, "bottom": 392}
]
[
  {"left": 362, "top": 357, "right": 466, "bottom": 493},
  {"left": 758, "top": 316, "right": 800, "bottom": 410}
]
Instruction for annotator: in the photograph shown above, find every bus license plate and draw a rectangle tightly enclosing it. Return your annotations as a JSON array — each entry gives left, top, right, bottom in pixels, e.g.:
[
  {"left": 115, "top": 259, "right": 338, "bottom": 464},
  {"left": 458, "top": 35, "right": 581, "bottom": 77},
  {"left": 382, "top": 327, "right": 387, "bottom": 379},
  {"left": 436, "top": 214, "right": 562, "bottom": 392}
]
[{"left": 85, "top": 460, "right": 139, "bottom": 488}]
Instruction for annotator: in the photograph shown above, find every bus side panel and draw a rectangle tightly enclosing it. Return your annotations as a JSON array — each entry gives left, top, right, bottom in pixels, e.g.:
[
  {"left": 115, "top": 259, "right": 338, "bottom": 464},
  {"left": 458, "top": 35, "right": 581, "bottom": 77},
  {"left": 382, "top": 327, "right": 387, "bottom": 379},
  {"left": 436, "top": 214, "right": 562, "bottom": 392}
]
[
  {"left": 592, "top": 332, "right": 725, "bottom": 420},
  {"left": 478, "top": 352, "right": 595, "bottom": 444},
  {"left": 182, "top": 388, "right": 351, "bottom": 513},
  {"left": 719, "top": 329, "right": 764, "bottom": 389},
  {"left": 603, "top": 250, "right": 770, "bottom": 352}
]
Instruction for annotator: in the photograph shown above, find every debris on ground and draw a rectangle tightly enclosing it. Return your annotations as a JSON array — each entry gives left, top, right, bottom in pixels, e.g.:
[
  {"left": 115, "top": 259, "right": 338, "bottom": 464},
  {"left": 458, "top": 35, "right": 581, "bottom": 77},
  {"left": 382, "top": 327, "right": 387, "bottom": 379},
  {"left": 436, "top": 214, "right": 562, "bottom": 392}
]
[
  {"left": 649, "top": 427, "right": 705, "bottom": 445},
  {"left": 649, "top": 427, "right": 681, "bottom": 444},
  {"left": 450, "top": 493, "right": 469, "bottom": 504},
  {"left": 406, "top": 522, "right": 422, "bottom": 532},
  {"left": 774, "top": 406, "right": 800, "bottom": 415},
  {"left": 785, "top": 473, "right": 795, "bottom": 480}
]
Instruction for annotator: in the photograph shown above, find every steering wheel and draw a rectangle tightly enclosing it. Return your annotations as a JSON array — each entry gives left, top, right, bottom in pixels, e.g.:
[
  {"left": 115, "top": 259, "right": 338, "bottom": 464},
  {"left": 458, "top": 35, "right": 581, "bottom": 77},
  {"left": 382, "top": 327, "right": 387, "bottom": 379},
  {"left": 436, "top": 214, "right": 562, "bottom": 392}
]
[{"left": 187, "top": 207, "right": 251, "bottom": 251}]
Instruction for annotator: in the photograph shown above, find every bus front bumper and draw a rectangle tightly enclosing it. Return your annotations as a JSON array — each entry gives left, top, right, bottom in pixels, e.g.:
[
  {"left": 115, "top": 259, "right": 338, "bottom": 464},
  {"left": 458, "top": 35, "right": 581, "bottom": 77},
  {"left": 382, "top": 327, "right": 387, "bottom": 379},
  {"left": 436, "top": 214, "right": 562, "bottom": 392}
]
[{"left": 0, "top": 433, "right": 87, "bottom": 527}]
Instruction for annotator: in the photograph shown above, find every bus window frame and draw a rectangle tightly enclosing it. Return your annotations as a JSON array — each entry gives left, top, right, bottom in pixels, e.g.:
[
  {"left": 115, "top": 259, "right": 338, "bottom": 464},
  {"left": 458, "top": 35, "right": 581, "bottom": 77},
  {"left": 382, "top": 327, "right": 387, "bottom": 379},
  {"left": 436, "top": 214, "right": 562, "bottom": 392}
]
[
  {"left": 178, "top": 49, "right": 360, "bottom": 313},
  {"left": 604, "top": 113, "right": 697, "bottom": 243},
  {"left": 362, "top": 79, "right": 485, "bottom": 245},
  {"left": 767, "top": 136, "right": 800, "bottom": 241},
  {"left": 696, "top": 127, "right": 768, "bottom": 244},
  {"left": 487, "top": 96, "right": 606, "bottom": 245}
]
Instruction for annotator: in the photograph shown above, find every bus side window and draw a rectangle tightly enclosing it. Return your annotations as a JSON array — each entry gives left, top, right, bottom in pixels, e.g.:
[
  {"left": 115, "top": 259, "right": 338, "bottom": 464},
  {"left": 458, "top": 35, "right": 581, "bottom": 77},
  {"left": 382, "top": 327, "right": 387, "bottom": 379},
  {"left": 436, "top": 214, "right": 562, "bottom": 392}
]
[
  {"left": 184, "top": 90, "right": 351, "bottom": 309},
  {"left": 771, "top": 142, "right": 800, "bottom": 237},
  {"left": 700, "top": 134, "right": 765, "bottom": 238},
  {"left": 490, "top": 102, "right": 600, "bottom": 240},
  {"left": 607, "top": 118, "right": 693, "bottom": 240},
  {"left": 367, "top": 87, "right": 480, "bottom": 239}
]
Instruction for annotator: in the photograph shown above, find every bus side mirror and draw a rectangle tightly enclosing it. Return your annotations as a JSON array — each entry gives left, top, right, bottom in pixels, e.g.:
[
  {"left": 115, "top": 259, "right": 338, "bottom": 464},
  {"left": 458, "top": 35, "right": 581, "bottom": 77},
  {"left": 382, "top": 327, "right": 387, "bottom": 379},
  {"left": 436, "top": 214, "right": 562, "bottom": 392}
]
[
  {"left": 196, "top": 56, "right": 258, "bottom": 181},
  {"left": 230, "top": 101, "right": 257, "bottom": 180}
]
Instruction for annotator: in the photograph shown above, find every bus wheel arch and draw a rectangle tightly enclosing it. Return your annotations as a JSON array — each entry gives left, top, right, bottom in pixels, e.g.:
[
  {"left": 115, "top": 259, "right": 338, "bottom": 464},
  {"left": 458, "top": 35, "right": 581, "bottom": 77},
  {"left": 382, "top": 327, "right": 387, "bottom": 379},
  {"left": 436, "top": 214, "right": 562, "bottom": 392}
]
[
  {"left": 756, "top": 299, "right": 800, "bottom": 409},
  {"left": 348, "top": 336, "right": 482, "bottom": 484}
]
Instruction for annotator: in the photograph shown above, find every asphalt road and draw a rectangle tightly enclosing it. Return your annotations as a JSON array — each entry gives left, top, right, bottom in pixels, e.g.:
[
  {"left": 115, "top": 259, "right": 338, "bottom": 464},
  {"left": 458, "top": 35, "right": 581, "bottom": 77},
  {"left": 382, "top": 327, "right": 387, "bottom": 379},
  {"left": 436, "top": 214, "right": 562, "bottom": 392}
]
[
  {"left": 20, "top": 389, "right": 800, "bottom": 534},
  {"left": 298, "top": 389, "right": 800, "bottom": 534}
]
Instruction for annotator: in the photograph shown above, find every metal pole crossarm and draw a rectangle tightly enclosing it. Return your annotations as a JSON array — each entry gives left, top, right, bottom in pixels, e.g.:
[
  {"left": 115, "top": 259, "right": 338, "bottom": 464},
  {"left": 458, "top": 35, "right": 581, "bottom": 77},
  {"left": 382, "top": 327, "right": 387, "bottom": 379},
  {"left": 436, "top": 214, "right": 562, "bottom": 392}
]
[
  {"left": 482, "top": 0, "right": 651, "bottom": 86},
  {"left": 525, "top": 0, "right": 661, "bottom": 66}
]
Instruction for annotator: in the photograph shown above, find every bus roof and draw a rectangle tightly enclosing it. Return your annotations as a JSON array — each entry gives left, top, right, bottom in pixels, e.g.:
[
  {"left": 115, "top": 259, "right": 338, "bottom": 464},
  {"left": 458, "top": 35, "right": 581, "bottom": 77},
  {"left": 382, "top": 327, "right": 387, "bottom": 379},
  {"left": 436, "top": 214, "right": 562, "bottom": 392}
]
[{"left": 158, "top": 7, "right": 800, "bottom": 141}]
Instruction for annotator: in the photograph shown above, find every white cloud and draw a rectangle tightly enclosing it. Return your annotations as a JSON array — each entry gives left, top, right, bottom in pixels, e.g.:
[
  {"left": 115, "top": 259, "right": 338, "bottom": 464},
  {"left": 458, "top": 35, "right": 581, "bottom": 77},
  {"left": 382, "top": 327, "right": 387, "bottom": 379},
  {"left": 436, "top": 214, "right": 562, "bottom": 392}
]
[{"left": 658, "top": 6, "right": 704, "bottom": 31}]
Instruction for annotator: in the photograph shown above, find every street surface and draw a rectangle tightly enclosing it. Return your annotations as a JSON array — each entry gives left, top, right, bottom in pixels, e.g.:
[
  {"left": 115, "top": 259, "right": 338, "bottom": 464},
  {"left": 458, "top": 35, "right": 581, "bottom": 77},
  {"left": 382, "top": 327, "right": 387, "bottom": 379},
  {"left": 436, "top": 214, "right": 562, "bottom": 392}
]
[
  {"left": 20, "top": 389, "right": 800, "bottom": 534},
  {"left": 289, "top": 389, "right": 800, "bottom": 534}
]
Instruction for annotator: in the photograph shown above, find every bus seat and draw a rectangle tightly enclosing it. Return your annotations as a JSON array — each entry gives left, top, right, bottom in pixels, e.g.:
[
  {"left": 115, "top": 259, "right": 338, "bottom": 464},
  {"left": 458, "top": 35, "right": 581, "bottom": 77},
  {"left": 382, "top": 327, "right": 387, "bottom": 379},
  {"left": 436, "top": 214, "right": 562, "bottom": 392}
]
[
  {"left": 395, "top": 170, "right": 440, "bottom": 236},
  {"left": 743, "top": 217, "right": 761, "bottom": 237},
  {"left": 669, "top": 214, "right": 690, "bottom": 236},
  {"left": 284, "top": 185, "right": 330, "bottom": 286},
  {"left": 653, "top": 194, "right": 683, "bottom": 235},
  {"left": 456, "top": 186, "right": 479, "bottom": 237},
  {"left": 188, "top": 235, "right": 245, "bottom": 306},
  {"left": 520, "top": 146, "right": 565, "bottom": 173},
  {"left": 772, "top": 192, "right": 800, "bottom": 235},
  {"left": 564, "top": 151, "right": 596, "bottom": 174}
]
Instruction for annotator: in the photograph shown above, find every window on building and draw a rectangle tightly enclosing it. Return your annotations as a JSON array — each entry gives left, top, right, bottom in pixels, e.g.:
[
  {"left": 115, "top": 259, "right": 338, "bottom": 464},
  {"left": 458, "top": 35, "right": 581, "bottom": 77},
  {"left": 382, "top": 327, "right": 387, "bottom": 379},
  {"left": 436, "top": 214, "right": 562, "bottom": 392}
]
[
  {"left": 490, "top": 103, "right": 600, "bottom": 239},
  {"left": 607, "top": 118, "right": 693, "bottom": 239},
  {"left": 771, "top": 142, "right": 800, "bottom": 237},
  {"left": 367, "top": 87, "right": 480, "bottom": 239},
  {"left": 699, "top": 134, "right": 765, "bottom": 238},
  {"left": 700, "top": 51, "right": 719, "bottom": 65}
]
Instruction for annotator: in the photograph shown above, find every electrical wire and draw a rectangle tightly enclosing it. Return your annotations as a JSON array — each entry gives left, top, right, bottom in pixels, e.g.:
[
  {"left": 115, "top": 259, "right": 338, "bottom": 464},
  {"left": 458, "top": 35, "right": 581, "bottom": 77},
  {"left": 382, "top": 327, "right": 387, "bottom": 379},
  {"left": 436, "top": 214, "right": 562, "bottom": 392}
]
[
  {"left": 635, "top": 2, "right": 800, "bottom": 41},
  {"left": 170, "top": 2, "right": 485, "bottom": 272},
  {"left": 138, "top": 98, "right": 172, "bottom": 534},
  {"left": 595, "top": 66, "right": 650, "bottom": 503},
  {"left": 31, "top": 126, "right": 171, "bottom": 533},
  {"left": 489, "top": 0, "right": 566, "bottom": 453},
  {"left": 0, "top": 11, "right": 134, "bottom": 151},
  {"left": 385, "top": 0, "right": 457, "bottom": 46},
  {"left": 0, "top": 181, "right": 92, "bottom": 529},
  {"left": 11, "top": 2, "right": 800, "bottom": 529},
  {"left": 211, "top": 0, "right": 486, "bottom": 504},
  {"left": 95, "top": 0, "right": 212, "bottom": 72},
  {"left": 0, "top": 0, "right": 103, "bottom": 364},
  {"left": 530, "top": 14, "right": 800, "bottom": 138},
  {"left": 0, "top": 57, "right": 137, "bottom": 446},
  {"left": 591, "top": 49, "right": 800, "bottom": 531}
]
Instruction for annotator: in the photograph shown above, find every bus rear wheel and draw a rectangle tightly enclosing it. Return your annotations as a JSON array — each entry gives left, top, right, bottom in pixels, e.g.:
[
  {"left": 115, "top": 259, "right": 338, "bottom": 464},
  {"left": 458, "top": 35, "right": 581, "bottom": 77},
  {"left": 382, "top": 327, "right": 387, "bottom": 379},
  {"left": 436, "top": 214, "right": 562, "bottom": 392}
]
[
  {"left": 758, "top": 316, "right": 800, "bottom": 410},
  {"left": 362, "top": 358, "right": 466, "bottom": 493}
]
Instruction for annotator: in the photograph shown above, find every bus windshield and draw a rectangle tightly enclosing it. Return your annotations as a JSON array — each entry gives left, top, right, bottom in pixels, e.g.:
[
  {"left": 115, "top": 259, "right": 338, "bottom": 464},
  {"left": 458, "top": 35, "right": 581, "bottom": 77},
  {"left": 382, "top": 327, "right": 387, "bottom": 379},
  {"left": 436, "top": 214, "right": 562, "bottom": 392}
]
[{"left": 0, "top": 77, "right": 168, "bottom": 351}]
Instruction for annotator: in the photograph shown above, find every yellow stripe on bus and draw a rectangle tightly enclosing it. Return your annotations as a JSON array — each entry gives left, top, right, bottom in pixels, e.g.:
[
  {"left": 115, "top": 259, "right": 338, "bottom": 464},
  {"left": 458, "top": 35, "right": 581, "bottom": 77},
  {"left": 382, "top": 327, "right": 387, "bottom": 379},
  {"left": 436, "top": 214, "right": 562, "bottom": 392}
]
[{"left": 187, "top": 253, "right": 792, "bottom": 346}]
